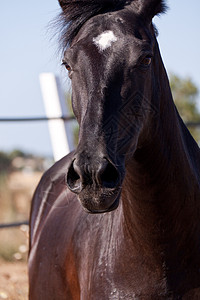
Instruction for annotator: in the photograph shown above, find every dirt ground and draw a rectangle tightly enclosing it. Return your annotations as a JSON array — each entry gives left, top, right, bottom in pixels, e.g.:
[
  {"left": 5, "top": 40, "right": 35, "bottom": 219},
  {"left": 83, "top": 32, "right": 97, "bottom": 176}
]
[
  {"left": 0, "top": 170, "right": 43, "bottom": 300},
  {"left": 0, "top": 262, "right": 28, "bottom": 300}
]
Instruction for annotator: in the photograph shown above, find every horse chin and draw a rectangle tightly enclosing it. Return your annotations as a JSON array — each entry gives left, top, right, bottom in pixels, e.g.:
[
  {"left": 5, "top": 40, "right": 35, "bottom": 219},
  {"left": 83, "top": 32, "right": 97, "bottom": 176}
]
[{"left": 78, "top": 189, "right": 121, "bottom": 214}]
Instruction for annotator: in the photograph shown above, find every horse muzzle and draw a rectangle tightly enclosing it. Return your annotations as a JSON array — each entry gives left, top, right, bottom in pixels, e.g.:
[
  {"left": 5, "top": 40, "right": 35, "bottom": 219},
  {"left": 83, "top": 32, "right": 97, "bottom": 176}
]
[{"left": 66, "top": 155, "right": 123, "bottom": 213}]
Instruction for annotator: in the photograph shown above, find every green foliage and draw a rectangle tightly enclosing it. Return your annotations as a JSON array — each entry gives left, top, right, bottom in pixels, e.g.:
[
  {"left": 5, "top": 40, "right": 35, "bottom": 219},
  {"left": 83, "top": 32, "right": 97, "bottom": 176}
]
[
  {"left": 0, "top": 149, "right": 27, "bottom": 174},
  {"left": 9, "top": 149, "right": 26, "bottom": 160},
  {"left": 0, "top": 154, "right": 30, "bottom": 262},
  {"left": 0, "top": 152, "right": 12, "bottom": 173},
  {"left": 169, "top": 74, "right": 200, "bottom": 142},
  {"left": 0, "top": 228, "right": 28, "bottom": 262}
]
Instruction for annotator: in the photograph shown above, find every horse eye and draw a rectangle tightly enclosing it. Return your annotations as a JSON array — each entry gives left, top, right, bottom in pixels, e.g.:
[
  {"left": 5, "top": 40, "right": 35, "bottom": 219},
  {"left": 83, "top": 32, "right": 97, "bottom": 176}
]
[
  {"left": 65, "top": 64, "right": 72, "bottom": 71},
  {"left": 141, "top": 56, "right": 152, "bottom": 66},
  {"left": 62, "top": 61, "right": 72, "bottom": 72}
]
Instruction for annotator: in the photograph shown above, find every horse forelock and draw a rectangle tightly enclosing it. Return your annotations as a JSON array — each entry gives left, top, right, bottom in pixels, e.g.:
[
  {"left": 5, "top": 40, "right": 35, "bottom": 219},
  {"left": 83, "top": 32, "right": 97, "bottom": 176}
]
[
  {"left": 58, "top": 0, "right": 167, "bottom": 50},
  {"left": 58, "top": 0, "right": 127, "bottom": 49}
]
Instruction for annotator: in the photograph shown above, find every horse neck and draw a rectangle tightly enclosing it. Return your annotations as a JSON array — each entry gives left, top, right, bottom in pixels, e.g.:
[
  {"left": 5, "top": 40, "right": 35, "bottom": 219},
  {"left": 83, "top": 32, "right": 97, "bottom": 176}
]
[{"left": 119, "top": 46, "right": 200, "bottom": 272}]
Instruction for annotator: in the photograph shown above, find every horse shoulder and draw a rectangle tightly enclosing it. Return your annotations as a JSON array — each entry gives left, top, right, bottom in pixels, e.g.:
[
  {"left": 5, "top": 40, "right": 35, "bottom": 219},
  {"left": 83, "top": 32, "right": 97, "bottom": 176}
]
[
  {"left": 29, "top": 152, "right": 75, "bottom": 244},
  {"left": 29, "top": 152, "right": 83, "bottom": 299}
]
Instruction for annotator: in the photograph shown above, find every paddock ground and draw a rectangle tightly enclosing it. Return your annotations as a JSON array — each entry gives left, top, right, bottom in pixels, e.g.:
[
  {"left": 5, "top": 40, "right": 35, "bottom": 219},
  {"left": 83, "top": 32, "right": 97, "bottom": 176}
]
[{"left": 0, "top": 261, "right": 28, "bottom": 300}]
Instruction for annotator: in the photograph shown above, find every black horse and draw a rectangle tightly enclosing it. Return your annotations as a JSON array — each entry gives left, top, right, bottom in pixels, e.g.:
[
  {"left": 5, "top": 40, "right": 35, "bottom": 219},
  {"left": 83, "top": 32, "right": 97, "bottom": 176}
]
[{"left": 29, "top": 0, "right": 200, "bottom": 298}]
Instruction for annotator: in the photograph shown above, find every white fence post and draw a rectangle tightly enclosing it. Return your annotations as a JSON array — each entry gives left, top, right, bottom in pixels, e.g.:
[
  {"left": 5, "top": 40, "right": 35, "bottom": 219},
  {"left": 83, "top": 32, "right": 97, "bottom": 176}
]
[{"left": 39, "top": 73, "right": 74, "bottom": 161}]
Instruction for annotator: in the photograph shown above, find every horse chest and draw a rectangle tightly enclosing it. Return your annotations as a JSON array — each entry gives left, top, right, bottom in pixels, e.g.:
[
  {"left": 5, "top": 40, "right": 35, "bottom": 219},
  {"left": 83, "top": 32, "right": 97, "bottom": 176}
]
[
  {"left": 71, "top": 224, "right": 169, "bottom": 299},
  {"left": 69, "top": 217, "right": 200, "bottom": 299},
  {"left": 77, "top": 262, "right": 170, "bottom": 299}
]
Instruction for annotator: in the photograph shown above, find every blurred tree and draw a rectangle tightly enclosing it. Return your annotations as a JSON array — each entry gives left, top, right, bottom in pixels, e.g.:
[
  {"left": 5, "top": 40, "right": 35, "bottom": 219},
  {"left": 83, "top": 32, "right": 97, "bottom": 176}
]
[
  {"left": 9, "top": 149, "right": 26, "bottom": 160},
  {"left": 170, "top": 74, "right": 200, "bottom": 143},
  {"left": 0, "top": 152, "right": 11, "bottom": 173}
]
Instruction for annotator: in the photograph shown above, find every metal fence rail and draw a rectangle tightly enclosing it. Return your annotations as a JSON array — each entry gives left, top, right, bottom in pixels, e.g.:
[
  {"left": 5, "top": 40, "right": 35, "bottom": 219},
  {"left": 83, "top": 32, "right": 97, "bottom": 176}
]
[
  {"left": 185, "top": 122, "right": 200, "bottom": 127},
  {"left": 0, "top": 74, "right": 77, "bottom": 230},
  {"left": 0, "top": 117, "right": 199, "bottom": 126},
  {"left": 0, "top": 114, "right": 76, "bottom": 229},
  {"left": 0, "top": 221, "right": 29, "bottom": 229},
  {"left": 0, "top": 116, "right": 75, "bottom": 122},
  {"left": 0, "top": 114, "right": 199, "bottom": 230}
]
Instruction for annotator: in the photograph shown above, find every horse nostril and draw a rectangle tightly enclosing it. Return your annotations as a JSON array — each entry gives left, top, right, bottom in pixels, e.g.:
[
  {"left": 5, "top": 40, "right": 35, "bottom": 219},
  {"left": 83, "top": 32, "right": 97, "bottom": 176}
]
[
  {"left": 99, "top": 160, "right": 120, "bottom": 189},
  {"left": 66, "top": 160, "right": 82, "bottom": 193},
  {"left": 66, "top": 158, "right": 120, "bottom": 192}
]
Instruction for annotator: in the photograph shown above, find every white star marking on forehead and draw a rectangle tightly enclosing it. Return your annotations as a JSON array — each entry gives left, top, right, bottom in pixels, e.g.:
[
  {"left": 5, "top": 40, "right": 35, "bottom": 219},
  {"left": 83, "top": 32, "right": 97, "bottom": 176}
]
[{"left": 93, "top": 30, "right": 118, "bottom": 52}]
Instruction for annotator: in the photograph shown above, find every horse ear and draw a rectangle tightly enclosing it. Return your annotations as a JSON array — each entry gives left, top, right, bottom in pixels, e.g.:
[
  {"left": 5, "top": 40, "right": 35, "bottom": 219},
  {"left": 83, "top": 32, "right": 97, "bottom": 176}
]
[
  {"left": 58, "top": 0, "right": 66, "bottom": 10},
  {"left": 137, "top": 0, "right": 167, "bottom": 22}
]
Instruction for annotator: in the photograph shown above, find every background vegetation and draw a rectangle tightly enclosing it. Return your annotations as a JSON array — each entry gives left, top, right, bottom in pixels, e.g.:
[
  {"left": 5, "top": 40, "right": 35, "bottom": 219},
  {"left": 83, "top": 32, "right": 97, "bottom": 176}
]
[
  {"left": 0, "top": 150, "right": 44, "bottom": 261},
  {"left": 170, "top": 73, "right": 200, "bottom": 142}
]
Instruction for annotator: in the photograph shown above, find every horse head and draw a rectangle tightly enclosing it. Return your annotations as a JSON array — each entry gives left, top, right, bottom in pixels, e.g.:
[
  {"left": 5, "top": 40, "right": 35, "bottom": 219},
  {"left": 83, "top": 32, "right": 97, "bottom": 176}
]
[{"left": 58, "top": 0, "right": 166, "bottom": 213}]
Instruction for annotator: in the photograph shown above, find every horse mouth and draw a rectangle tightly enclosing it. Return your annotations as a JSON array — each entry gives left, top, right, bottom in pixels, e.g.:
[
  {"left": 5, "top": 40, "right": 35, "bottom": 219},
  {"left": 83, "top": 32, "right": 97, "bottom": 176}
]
[{"left": 78, "top": 188, "right": 121, "bottom": 214}]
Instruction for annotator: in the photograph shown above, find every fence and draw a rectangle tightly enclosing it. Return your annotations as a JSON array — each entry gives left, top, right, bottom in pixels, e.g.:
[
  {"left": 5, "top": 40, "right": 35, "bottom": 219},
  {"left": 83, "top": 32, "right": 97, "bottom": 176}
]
[
  {"left": 0, "top": 73, "right": 75, "bottom": 230},
  {"left": 0, "top": 221, "right": 29, "bottom": 229},
  {"left": 0, "top": 116, "right": 74, "bottom": 122},
  {"left": 0, "top": 116, "right": 75, "bottom": 229},
  {"left": 0, "top": 115, "right": 75, "bottom": 229},
  {"left": 0, "top": 72, "right": 200, "bottom": 229}
]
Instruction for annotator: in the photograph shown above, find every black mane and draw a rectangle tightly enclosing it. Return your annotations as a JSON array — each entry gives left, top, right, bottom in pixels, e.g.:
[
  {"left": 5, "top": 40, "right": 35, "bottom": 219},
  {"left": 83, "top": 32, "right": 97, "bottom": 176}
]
[{"left": 58, "top": 0, "right": 166, "bottom": 49}]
